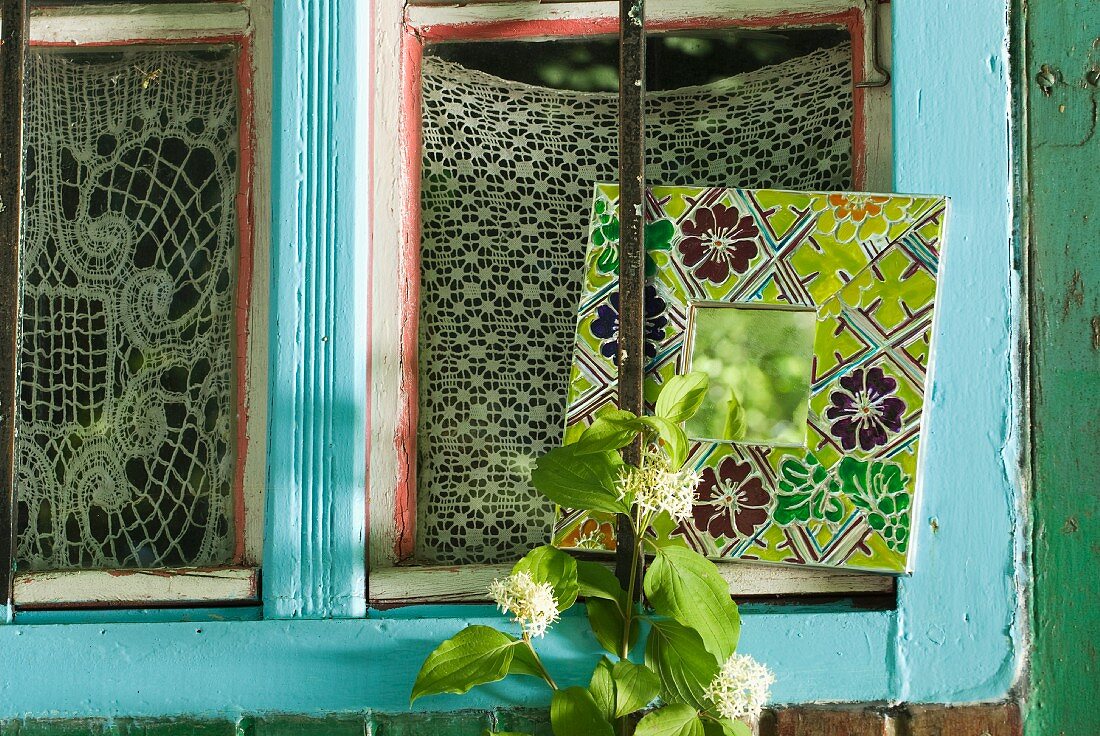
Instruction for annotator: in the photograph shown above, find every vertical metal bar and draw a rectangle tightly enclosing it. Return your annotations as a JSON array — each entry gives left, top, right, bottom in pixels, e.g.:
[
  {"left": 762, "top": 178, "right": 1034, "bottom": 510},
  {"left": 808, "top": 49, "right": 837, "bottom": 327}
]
[
  {"left": 0, "top": 0, "right": 25, "bottom": 607},
  {"left": 615, "top": 0, "right": 645, "bottom": 593}
]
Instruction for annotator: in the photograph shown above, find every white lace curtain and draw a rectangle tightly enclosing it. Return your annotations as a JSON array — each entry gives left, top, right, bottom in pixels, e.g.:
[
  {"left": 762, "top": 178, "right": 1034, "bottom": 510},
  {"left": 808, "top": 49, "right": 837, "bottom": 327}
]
[{"left": 417, "top": 44, "right": 855, "bottom": 564}]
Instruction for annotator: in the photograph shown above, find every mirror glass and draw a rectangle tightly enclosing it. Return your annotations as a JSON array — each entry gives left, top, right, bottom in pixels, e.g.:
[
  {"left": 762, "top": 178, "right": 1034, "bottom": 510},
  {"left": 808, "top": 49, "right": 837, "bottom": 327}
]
[{"left": 685, "top": 304, "right": 817, "bottom": 446}]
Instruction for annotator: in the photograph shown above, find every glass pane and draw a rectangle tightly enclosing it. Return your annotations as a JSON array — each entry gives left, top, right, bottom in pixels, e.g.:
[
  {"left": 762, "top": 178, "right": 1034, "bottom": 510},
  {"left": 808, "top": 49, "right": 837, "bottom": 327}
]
[
  {"left": 685, "top": 305, "right": 816, "bottom": 446},
  {"left": 16, "top": 47, "right": 242, "bottom": 570},
  {"left": 418, "top": 28, "right": 853, "bottom": 564}
]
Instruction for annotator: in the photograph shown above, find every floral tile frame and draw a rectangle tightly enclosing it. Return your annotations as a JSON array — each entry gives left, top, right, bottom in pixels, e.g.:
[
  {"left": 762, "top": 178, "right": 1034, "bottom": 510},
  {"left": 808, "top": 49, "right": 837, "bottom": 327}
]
[{"left": 553, "top": 184, "right": 950, "bottom": 574}]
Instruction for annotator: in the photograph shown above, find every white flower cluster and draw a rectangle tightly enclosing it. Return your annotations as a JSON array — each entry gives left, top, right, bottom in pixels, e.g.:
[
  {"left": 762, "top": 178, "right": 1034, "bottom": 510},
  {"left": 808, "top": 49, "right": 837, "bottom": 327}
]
[
  {"left": 704, "top": 653, "right": 775, "bottom": 722},
  {"left": 617, "top": 448, "right": 702, "bottom": 521},
  {"left": 488, "top": 571, "right": 560, "bottom": 638}
]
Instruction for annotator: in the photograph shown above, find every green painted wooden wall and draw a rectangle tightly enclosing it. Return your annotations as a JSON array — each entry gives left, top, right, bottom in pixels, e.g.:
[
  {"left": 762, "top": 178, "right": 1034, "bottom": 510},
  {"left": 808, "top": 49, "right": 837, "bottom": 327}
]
[{"left": 1023, "top": 0, "right": 1100, "bottom": 734}]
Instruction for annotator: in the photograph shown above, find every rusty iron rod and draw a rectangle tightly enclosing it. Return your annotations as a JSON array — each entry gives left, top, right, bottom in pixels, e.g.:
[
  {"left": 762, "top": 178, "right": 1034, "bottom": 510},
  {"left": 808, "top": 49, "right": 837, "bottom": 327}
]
[
  {"left": 0, "top": 0, "right": 26, "bottom": 607},
  {"left": 615, "top": 0, "right": 646, "bottom": 598}
]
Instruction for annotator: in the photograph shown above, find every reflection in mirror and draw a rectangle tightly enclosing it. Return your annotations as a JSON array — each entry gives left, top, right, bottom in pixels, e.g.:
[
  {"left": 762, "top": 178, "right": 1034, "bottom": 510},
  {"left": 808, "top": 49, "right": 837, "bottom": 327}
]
[{"left": 685, "top": 303, "right": 817, "bottom": 446}]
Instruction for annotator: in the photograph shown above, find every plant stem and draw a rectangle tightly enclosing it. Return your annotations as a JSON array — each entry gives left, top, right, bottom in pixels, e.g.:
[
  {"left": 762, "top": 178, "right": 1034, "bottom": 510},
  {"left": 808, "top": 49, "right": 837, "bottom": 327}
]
[
  {"left": 523, "top": 637, "right": 558, "bottom": 690},
  {"left": 619, "top": 507, "right": 646, "bottom": 659}
]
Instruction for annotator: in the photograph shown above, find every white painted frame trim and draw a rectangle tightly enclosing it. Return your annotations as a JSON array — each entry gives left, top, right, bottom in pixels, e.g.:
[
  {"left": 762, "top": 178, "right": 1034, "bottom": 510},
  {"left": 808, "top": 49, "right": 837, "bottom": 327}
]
[
  {"left": 14, "top": 1, "right": 271, "bottom": 609},
  {"left": 369, "top": 0, "right": 895, "bottom": 605}
]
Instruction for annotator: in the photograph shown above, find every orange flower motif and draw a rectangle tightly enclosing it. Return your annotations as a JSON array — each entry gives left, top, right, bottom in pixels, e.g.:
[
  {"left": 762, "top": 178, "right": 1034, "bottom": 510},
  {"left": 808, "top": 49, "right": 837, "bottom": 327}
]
[
  {"left": 814, "top": 193, "right": 912, "bottom": 243},
  {"left": 560, "top": 518, "right": 616, "bottom": 551}
]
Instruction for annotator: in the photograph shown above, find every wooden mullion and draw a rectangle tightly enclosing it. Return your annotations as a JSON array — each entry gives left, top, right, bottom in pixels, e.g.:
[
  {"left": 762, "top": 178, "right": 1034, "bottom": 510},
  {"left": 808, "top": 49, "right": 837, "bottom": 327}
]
[
  {"left": 0, "top": 0, "right": 26, "bottom": 609},
  {"left": 615, "top": 0, "right": 645, "bottom": 593}
]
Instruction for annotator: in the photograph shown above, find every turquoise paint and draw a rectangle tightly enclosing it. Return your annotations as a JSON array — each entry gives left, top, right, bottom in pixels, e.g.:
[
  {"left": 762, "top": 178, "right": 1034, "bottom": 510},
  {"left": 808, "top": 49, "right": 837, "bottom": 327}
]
[
  {"left": 0, "top": 0, "right": 1020, "bottom": 718},
  {"left": 890, "top": 0, "right": 1023, "bottom": 702},
  {"left": 14, "top": 607, "right": 262, "bottom": 626},
  {"left": 264, "top": 0, "right": 367, "bottom": 618}
]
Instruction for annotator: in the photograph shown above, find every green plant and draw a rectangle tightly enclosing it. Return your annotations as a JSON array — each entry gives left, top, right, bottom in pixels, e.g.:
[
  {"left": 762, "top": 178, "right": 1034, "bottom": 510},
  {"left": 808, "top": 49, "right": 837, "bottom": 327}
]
[{"left": 411, "top": 373, "right": 774, "bottom": 736}]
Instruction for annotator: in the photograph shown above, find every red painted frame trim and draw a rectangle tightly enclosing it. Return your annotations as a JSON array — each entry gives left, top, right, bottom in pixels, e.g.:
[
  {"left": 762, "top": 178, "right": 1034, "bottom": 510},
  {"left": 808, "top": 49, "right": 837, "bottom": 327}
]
[
  {"left": 29, "top": 34, "right": 257, "bottom": 566},
  {"left": 391, "top": 7, "right": 872, "bottom": 563}
]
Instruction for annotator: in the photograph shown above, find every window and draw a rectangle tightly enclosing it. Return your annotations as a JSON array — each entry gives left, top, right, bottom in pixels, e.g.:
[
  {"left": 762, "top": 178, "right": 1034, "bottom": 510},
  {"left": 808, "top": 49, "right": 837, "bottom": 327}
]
[
  {"left": 368, "top": 0, "right": 895, "bottom": 605},
  {"left": 6, "top": 1, "right": 270, "bottom": 609}
]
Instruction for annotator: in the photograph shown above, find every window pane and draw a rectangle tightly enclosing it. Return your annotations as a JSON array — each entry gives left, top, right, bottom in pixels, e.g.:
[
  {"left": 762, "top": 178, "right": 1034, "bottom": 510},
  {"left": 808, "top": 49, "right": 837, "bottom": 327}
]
[
  {"left": 418, "top": 31, "right": 853, "bottom": 564},
  {"left": 16, "top": 47, "right": 242, "bottom": 570}
]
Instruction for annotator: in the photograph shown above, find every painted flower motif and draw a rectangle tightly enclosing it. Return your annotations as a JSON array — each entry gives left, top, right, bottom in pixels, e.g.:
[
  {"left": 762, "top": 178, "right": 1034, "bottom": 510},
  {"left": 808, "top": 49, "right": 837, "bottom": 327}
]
[
  {"left": 837, "top": 457, "right": 912, "bottom": 553},
  {"left": 814, "top": 194, "right": 912, "bottom": 244},
  {"left": 559, "top": 518, "right": 616, "bottom": 551},
  {"left": 691, "top": 457, "right": 771, "bottom": 539},
  {"left": 825, "top": 367, "right": 906, "bottom": 452},
  {"left": 677, "top": 203, "right": 761, "bottom": 284},
  {"left": 589, "top": 285, "right": 668, "bottom": 364}
]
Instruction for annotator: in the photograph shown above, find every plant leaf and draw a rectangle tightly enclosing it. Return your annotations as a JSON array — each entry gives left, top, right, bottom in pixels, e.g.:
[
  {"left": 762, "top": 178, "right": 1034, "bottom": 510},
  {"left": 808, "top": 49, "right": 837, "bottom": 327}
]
[
  {"left": 531, "top": 445, "right": 628, "bottom": 514},
  {"left": 611, "top": 660, "right": 661, "bottom": 717},
  {"left": 587, "top": 597, "right": 638, "bottom": 656},
  {"left": 577, "top": 560, "right": 627, "bottom": 606},
  {"left": 411, "top": 626, "right": 518, "bottom": 703},
  {"left": 635, "top": 704, "right": 706, "bottom": 736},
  {"left": 483, "top": 732, "right": 532, "bottom": 736},
  {"left": 701, "top": 719, "right": 752, "bottom": 736},
  {"left": 589, "top": 657, "right": 616, "bottom": 722},
  {"left": 637, "top": 416, "right": 689, "bottom": 468},
  {"left": 645, "top": 619, "right": 720, "bottom": 711},
  {"left": 508, "top": 641, "right": 543, "bottom": 680},
  {"left": 655, "top": 372, "right": 709, "bottom": 424},
  {"left": 721, "top": 391, "right": 747, "bottom": 442},
  {"left": 575, "top": 410, "right": 640, "bottom": 455},
  {"left": 551, "top": 687, "right": 614, "bottom": 736},
  {"left": 644, "top": 546, "right": 740, "bottom": 660},
  {"left": 513, "top": 545, "right": 579, "bottom": 610}
]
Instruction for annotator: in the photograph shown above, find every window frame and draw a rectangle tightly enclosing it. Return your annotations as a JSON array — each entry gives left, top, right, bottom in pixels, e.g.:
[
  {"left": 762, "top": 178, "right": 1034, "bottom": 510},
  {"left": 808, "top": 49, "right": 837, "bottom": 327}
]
[
  {"left": 368, "top": 0, "right": 897, "bottom": 607},
  {"left": 6, "top": 0, "right": 272, "bottom": 611}
]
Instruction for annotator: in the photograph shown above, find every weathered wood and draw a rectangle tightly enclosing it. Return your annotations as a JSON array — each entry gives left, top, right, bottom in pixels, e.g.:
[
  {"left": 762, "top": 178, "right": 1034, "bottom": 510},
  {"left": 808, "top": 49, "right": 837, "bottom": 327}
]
[
  {"left": 905, "top": 704, "right": 1021, "bottom": 736},
  {"left": 13, "top": 567, "right": 260, "bottom": 609},
  {"left": 1022, "top": 0, "right": 1100, "bottom": 733},
  {"left": 767, "top": 707, "right": 886, "bottom": 736},
  {"left": 0, "top": 0, "right": 25, "bottom": 609},
  {"left": 28, "top": 3, "right": 249, "bottom": 43},
  {"left": 367, "top": 560, "right": 893, "bottom": 606},
  {"left": 614, "top": 0, "right": 646, "bottom": 600}
]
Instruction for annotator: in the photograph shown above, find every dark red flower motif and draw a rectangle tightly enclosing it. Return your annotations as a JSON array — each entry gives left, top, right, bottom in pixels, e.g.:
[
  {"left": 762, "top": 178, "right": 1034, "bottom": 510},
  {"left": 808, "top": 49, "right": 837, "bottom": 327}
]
[
  {"left": 677, "top": 204, "right": 761, "bottom": 284},
  {"left": 825, "top": 367, "right": 907, "bottom": 452},
  {"left": 692, "top": 457, "right": 772, "bottom": 539}
]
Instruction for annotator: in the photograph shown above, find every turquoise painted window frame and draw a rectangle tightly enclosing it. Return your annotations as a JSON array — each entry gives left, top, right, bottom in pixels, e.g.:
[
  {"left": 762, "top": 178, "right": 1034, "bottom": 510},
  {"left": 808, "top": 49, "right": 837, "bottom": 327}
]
[{"left": 0, "top": 0, "right": 1021, "bottom": 718}]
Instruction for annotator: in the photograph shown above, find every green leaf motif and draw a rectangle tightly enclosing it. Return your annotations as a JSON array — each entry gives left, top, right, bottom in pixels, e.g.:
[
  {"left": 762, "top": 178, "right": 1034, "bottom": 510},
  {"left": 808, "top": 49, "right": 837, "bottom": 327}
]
[
  {"left": 655, "top": 372, "right": 710, "bottom": 424},
  {"left": 574, "top": 409, "right": 640, "bottom": 455},
  {"left": 836, "top": 457, "right": 912, "bottom": 552},
  {"left": 644, "top": 546, "right": 741, "bottom": 661},
  {"left": 635, "top": 704, "right": 705, "bottom": 736},
  {"left": 593, "top": 216, "right": 675, "bottom": 280},
  {"left": 774, "top": 454, "right": 845, "bottom": 527},
  {"left": 577, "top": 560, "right": 627, "bottom": 606},
  {"left": 410, "top": 626, "right": 518, "bottom": 703},
  {"left": 551, "top": 687, "right": 614, "bottom": 736},
  {"left": 512, "top": 545, "right": 579, "bottom": 611},
  {"left": 586, "top": 597, "right": 638, "bottom": 656},
  {"left": 645, "top": 619, "right": 720, "bottom": 712},
  {"left": 611, "top": 660, "right": 661, "bottom": 717},
  {"left": 531, "top": 445, "right": 628, "bottom": 514}
]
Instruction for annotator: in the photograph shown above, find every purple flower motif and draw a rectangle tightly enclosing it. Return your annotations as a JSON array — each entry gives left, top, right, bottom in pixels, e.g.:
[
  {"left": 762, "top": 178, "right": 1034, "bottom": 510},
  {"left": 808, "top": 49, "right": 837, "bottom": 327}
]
[
  {"left": 825, "top": 367, "right": 906, "bottom": 451},
  {"left": 590, "top": 285, "right": 668, "bottom": 363}
]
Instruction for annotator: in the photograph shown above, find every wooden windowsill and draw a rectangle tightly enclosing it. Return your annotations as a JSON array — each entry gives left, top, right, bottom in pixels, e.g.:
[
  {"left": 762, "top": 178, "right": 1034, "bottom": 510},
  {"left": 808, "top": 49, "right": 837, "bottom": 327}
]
[
  {"left": 369, "top": 560, "right": 894, "bottom": 607},
  {"left": 13, "top": 566, "right": 260, "bottom": 610}
]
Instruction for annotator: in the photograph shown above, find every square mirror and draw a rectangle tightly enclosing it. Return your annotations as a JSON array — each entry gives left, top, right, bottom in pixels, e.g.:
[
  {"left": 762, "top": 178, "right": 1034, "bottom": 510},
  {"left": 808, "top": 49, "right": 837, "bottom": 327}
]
[{"left": 685, "top": 303, "right": 816, "bottom": 446}]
